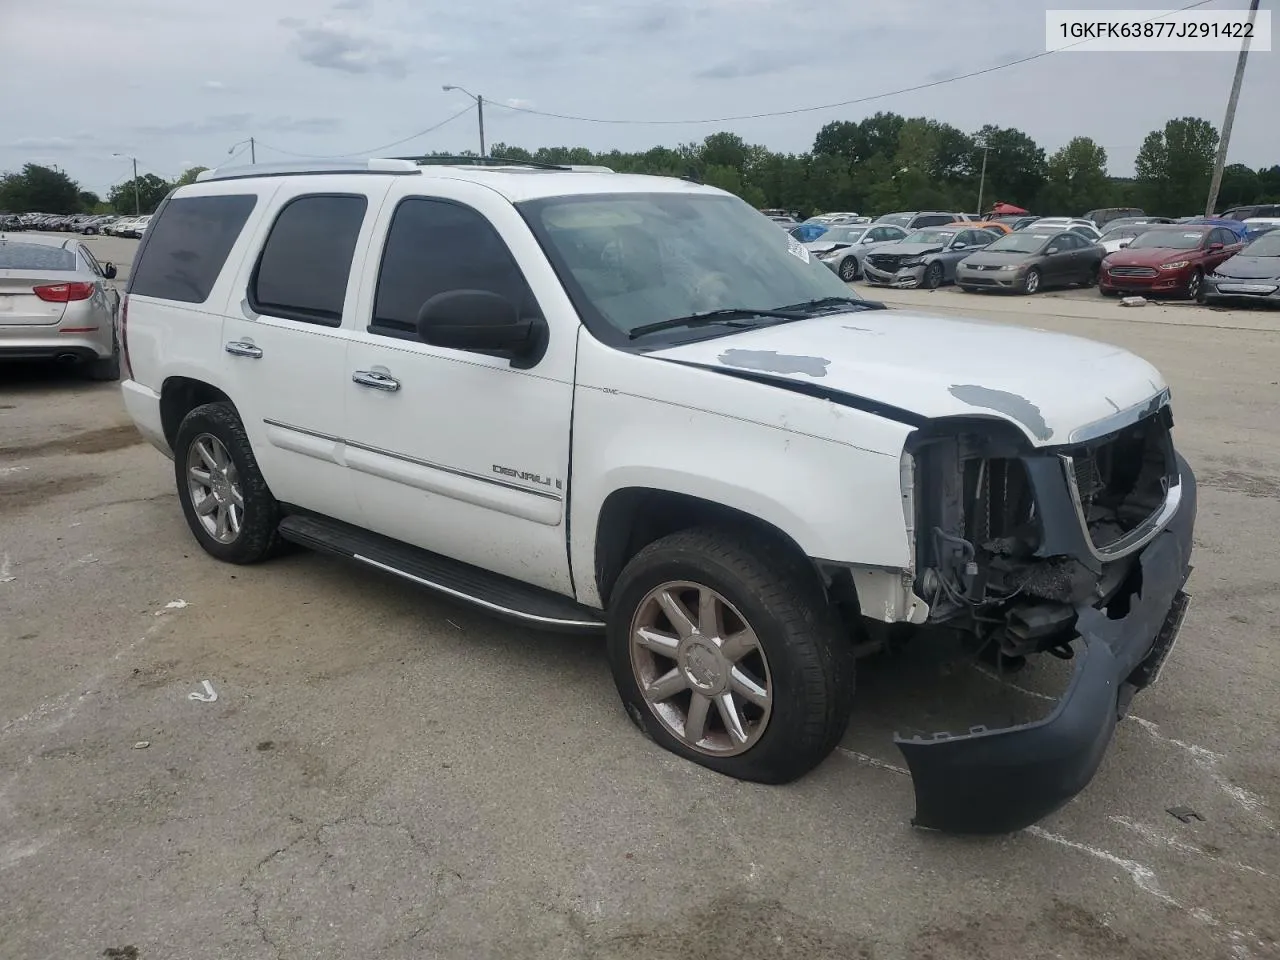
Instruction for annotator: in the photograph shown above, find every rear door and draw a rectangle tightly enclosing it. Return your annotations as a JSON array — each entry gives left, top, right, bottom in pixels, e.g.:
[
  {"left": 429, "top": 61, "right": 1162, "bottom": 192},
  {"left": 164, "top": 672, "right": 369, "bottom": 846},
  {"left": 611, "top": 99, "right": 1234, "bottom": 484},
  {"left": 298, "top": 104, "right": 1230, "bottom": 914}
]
[
  {"left": 220, "top": 181, "right": 392, "bottom": 524},
  {"left": 0, "top": 240, "right": 77, "bottom": 327}
]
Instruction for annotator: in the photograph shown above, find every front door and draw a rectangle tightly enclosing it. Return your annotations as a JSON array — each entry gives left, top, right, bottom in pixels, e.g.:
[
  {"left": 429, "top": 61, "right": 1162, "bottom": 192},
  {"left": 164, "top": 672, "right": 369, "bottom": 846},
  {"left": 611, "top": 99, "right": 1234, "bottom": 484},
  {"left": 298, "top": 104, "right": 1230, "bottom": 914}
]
[
  {"left": 342, "top": 182, "right": 577, "bottom": 596},
  {"left": 220, "top": 183, "right": 390, "bottom": 525}
]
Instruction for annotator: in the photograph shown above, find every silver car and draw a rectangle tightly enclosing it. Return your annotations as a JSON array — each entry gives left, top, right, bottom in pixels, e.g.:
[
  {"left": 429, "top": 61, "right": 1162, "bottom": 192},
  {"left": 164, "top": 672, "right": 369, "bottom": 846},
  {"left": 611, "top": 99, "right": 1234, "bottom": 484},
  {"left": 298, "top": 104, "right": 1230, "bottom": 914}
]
[
  {"left": 862, "top": 226, "right": 1000, "bottom": 289},
  {"left": 0, "top": 234, "right": 121, "bottom": 380},
  {"left": 806, "top": 223, "right": 910, "bottom": 281}
]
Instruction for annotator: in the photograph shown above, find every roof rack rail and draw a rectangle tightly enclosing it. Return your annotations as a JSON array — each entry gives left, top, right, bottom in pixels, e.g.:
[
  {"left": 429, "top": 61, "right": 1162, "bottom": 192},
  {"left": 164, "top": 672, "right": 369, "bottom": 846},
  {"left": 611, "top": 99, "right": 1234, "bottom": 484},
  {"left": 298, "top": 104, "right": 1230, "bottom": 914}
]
[
  {"left": 195, "top": 158, "right": 420, "bottom": 183},
  {"left": 391, "top": 154, "right": 573, "bottom": 170}
]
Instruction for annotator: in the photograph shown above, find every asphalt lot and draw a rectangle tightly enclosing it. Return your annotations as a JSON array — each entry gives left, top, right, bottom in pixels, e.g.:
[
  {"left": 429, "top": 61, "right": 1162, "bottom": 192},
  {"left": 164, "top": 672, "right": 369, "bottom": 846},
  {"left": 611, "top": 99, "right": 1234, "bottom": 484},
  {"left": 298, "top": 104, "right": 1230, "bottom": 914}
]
[{"left": 2, "top": 233, "right": 1278, "bottom": 959}]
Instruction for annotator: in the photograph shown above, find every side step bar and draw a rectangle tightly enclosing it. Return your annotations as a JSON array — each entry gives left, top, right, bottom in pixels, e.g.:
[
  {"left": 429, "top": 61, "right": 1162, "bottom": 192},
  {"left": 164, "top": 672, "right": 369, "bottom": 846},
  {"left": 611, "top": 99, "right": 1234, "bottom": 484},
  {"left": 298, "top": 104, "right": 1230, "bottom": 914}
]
[{"left": 278, "top": 513, "right": 605, "bottom": 633}]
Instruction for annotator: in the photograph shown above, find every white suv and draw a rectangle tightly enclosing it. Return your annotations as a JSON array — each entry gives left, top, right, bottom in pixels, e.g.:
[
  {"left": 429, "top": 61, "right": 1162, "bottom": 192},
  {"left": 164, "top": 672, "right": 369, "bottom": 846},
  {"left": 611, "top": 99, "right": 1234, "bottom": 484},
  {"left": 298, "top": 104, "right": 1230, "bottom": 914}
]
[{"left": 119, "top": 158, "right": 1197, "bottom": 834}]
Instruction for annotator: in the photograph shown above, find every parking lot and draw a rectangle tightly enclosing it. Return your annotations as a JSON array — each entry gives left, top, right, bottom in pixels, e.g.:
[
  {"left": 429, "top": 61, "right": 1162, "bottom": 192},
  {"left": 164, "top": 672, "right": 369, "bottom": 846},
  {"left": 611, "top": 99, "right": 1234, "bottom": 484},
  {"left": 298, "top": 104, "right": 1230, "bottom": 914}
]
[{"left": 2, "top": 233, "right": 1278, "bottom": 959}]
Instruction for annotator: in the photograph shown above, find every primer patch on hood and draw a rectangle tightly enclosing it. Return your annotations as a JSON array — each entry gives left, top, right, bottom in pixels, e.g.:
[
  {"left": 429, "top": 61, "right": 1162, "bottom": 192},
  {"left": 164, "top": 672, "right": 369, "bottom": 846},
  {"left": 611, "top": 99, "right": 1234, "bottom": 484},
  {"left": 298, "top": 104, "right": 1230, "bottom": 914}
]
[
  {"left": 718, "top": 348, "right": 830, "bottom": 378},
  {"left": 949, "top": 384, "right": 1053, "bottom": 441}
]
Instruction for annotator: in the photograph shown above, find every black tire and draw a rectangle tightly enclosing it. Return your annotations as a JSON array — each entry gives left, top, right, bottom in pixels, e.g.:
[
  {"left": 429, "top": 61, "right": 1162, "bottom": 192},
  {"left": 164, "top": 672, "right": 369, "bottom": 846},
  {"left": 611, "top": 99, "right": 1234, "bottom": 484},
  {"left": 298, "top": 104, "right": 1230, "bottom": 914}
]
[
  {"left": 923, "top": 261, "right": 944, "bottom": 290},
  {"left": 957, "top": 284, "right": 975, "bottom": 293},
  {"left": 1022, "top": 267, "right": 1042, "bottom": 295},
  {"left": 1185, "top": 269, "right": 1204, "bottom": 301},
  {"left": 1083, "top": 263, "right": 1100, "bottom": 287},
  {"left": 838, "top": 257, "right": 859, "bottom": 282},
  {"left": 1100, "top": 287, "right": 1119, "bottom": 298},
  {"left": 84, "top": 349, "right": 120, "bottom": 382},
  {"left": 173, "top": 402, "right": 284, "bottom": 564},
  {"left": 606, "top": 526, "right": 854, "bottom": 784}
]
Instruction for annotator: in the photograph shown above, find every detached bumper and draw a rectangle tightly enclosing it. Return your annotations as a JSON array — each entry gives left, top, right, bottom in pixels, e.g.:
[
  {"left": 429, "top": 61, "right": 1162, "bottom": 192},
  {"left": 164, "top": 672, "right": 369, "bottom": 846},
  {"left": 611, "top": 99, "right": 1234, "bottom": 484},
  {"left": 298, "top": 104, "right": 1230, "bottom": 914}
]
[
  {"left": 863, "top": 264, "right": 925, "bottom": 288},
  {"left": 895, "top": 458, "right": 1197, "bottom": 834}
]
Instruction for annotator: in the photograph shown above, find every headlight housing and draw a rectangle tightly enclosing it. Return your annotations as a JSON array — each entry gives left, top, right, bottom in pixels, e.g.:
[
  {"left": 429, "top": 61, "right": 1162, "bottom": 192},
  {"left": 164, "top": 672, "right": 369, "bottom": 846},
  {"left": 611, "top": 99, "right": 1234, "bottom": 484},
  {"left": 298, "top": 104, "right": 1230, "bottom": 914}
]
[
  {"left": 998, "top": 263, "right": 1022, "bottom": 272},
  {"left": 817, "top": 249, "right": 842, "bottom": 261},
  {"left": 901, "top": 257, "right": 925, "bottom": 268},
  {"left": 1159, "top": 260, "right": 1190, "bottom": 271}
]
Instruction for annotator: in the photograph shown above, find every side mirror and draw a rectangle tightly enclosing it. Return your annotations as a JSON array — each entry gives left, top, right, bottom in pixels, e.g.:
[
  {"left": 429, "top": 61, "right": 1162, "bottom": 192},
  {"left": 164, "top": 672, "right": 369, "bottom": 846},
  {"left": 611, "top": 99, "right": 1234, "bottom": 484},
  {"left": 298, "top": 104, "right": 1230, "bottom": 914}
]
[
  {"left": 416, "top": 289, "right": 544, "bottom": 365},
  {"left": 1208, "top": 241, "right": 1224, "bottom": 251},
  {"left": 951, "top": 242, "right": 967, "bottom": 250},
  {"left": 102, "top": 263, "right": 118, "bottom": 279},
  {"left": 1119, "top": 241, "right": 1130, "bottom": 248},
  {"left": 1046, "top": 246, "right": 1061, "bottom": 255}
]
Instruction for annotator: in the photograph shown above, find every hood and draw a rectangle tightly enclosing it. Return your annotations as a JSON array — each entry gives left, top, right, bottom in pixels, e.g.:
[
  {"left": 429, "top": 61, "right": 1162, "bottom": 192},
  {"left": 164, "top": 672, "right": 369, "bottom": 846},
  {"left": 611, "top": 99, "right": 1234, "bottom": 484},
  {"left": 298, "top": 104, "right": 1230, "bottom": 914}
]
[
  {"left": 958, "top": 249, "right": 1035, "bottom": 266},
  {"left": 805, "top": 241, "right": 852, "bottom": 254},
  {"left": 650, "top": 310, "right": 1165, "bottom": 448},
  {"left": 1212, "top": 254, "right": 1280, "bottom": 279},
  {"left": 869, "top": 242, "right": 944, "bottom": 257},
  {"left": 1105, "top": 245, "right": 1198, "bottom": 267}
]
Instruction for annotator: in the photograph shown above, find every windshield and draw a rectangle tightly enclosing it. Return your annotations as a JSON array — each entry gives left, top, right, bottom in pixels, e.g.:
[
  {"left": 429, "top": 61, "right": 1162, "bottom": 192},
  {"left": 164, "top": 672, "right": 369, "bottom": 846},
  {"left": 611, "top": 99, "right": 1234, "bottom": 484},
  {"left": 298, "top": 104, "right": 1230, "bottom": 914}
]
[
  {"left": 0, "top": 243, "right": 77, "bottom": 270},
  {"left": 521, "top": 192, "right": 857, "bottom": 340},
  {"left": 902, "top": 229, "right": 957, "bottom": 245},
  {"left": 876, "top": 213, "right": 913, "bottom": 227},
  {"left": 821, "top": 227, "right": 867, "bottom": 243},
  {"left": 985, "top": 231, "right": 1055, "bottom": 254},
  {"left": 1100, "top": 226, "right": 1144, "bottom": 241},
  {"left": 1244, "top": 232, "right": 1280, "bottom": 257},
  {"left": 1127, "top": 229, "right": 1206, "bottom": 250}
]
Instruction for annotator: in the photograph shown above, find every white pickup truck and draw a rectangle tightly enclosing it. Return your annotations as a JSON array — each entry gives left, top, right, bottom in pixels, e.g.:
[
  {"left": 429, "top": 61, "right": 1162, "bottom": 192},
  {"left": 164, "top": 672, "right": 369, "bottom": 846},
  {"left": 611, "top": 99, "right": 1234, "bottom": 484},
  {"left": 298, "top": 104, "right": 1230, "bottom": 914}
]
[{"left": 118, "top": 158, "right": 1196, "bottom": 833}]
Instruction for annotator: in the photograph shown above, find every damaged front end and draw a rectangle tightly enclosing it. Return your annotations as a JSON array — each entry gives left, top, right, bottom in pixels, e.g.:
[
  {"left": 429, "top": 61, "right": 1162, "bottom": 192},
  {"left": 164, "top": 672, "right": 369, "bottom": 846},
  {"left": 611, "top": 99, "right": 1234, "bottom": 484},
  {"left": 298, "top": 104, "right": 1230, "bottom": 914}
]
[{"left": 893, "top": 395, "right": 1196, "bottom": 833}]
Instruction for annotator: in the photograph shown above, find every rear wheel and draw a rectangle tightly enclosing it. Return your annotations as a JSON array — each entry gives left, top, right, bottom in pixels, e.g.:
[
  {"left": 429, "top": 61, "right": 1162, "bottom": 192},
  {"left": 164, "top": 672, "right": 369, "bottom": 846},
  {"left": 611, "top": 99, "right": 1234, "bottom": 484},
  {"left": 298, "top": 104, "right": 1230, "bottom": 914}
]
[
  {"left": 606, "top": 527, "right": 854, "bottom": 784},
  {"left": 838, "top": 257, "right": 859, "bottom": 282},
  {"left": 1084, "top": 263, "right": 1100, "bottom": 287},
  {"left": 174, "top": 402, "right": 284, "bottom": 564}
]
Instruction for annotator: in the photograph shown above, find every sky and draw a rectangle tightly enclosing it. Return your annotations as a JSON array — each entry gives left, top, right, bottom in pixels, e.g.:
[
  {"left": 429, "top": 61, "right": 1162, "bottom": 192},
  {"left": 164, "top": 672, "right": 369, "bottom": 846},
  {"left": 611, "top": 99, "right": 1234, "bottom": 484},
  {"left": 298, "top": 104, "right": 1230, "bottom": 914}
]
[{"left": 2, "top": 0, "right": 1277, "bottom": 199}]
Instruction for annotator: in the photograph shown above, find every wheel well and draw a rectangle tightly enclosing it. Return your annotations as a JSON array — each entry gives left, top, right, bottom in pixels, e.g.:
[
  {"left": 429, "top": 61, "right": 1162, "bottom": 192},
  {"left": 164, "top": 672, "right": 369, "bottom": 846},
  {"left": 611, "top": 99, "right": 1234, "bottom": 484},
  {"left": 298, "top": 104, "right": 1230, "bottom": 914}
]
[
  {"left": 593, "top": 487, "right": 821, "bottom": 607},
  {"left": 160, "top": 377, "right": 233, "bottom": 448}
]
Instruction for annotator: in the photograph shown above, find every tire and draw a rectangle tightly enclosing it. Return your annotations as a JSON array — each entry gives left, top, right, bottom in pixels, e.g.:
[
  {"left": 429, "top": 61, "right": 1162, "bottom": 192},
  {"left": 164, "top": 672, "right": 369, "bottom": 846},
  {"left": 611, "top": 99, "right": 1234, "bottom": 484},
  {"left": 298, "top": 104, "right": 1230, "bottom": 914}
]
[
  {"left": 1100, "top": 287, "right": 1119, "bottom": 297},
  {"left": 1185, "top": 269, "right": 1204, "bottom": 301},
  {"left": 84, "top": 347, "right": 120, "bottom": 382},
  {"left": 838, "top": 257, "right": 859, "bottom": 282},
  {"left": 1083, "top": 263, "right": 1100, "bottom": 287},
  {"left": 923, "top": 261, "right": 944, "bottom": 290},
  {"left": 606, "top": 526, "right": 854, "bottom": 784},
  {"left": 173, "top": 402, "right": 284, "bottom": 564},
  {"left": 1022, "top": 267, "right": 1042, "bottom": 295}
]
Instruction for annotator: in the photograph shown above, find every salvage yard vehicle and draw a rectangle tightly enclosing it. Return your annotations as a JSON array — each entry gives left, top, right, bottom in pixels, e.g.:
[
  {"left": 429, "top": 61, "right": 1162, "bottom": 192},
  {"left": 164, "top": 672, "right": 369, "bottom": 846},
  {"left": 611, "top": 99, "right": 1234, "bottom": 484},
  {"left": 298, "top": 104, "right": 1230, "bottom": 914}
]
[
  {"left": 862, "top": 226, "right": 1000, "bottom": 289},
  {"left": 1100, "top": 224, "right": 1242, "bottom": 299},
  {"left": 805, "top": 223, "right": 909, "bottom": 280},
  {"left": 0, "top": 233, "right": 121, "bottom": 379},
  {"left": 119, "top": 158, "right": 1196, "bottom": 834},
  {"left": 955, "top": 227, "right": 1103, "bottom": 294},
  {"left": 1201, "top": 228, "right": 1280, "bottom": 307}
]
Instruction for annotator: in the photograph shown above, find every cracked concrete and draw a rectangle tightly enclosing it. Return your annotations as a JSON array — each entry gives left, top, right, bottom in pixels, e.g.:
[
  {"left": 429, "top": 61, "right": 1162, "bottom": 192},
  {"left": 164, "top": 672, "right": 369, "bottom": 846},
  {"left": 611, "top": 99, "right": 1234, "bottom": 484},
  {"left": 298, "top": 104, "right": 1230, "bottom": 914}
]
[{"left": 1, "top": 239, "right": 1278, "bottom": 959}]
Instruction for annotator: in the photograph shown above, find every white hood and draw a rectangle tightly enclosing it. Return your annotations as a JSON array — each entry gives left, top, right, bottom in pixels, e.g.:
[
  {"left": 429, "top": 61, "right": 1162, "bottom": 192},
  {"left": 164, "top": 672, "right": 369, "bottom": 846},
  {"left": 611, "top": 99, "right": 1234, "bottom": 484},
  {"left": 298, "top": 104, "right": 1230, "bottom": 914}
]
[{"left": 651, "top": 309, "right": 1167, "bottom": 447}]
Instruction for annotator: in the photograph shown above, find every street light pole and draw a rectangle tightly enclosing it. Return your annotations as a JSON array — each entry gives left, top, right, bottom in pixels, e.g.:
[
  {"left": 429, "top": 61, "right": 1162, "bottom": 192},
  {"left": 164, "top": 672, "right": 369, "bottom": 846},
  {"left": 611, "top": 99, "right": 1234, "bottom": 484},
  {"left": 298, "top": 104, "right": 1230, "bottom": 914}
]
[
  {"left": 113, "top": 153, "right": 140, "bottom": 214},
  {"left": 1204, "top": 0, "right": 1260, "bottom": 216},
  {"left": 228, "top": 138, "right": 256, "bottom": 164},
  {"left": 976, "top": 142, "right": 990, "bottom": 216},
  {"left": 443, "top": 85, "right": 485, "bottom": 156}
]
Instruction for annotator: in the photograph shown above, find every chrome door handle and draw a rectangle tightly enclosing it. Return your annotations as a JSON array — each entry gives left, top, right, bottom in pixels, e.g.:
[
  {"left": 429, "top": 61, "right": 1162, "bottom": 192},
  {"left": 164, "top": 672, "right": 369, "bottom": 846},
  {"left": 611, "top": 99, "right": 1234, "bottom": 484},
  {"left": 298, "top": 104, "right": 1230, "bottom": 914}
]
[
  {"left": 352, "top": 370, "right": 400, "bottom": 392},
  {"left": 225, "top": 341, "right": 263, "bottom": 358}
]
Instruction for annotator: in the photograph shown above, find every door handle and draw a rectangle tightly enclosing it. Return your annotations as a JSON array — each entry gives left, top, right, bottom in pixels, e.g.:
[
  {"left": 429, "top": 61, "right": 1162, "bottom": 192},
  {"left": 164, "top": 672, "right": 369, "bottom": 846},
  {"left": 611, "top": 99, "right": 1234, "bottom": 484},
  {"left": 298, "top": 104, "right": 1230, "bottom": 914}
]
[
  {"left": 352, "top": 370, "right": 400, "bottom": 392},
  {"left": 225, "top": 340, "right": 263, "bottom": 359}
]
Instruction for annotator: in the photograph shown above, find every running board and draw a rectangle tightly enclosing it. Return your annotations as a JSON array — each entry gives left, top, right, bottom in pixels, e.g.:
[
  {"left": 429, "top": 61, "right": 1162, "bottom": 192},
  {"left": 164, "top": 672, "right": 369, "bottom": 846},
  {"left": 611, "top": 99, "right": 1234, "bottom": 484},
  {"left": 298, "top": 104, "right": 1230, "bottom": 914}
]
[{"left": 277, "top": 513, "right": 605, "bottom": 632}]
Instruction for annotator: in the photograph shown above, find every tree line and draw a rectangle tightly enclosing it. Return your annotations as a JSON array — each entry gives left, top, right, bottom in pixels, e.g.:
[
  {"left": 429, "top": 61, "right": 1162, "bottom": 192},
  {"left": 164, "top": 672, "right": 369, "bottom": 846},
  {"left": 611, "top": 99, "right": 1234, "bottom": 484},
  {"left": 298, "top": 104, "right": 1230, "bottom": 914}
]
[{"left": 3, "top": 113, "right": 1277, "bottom": 219}]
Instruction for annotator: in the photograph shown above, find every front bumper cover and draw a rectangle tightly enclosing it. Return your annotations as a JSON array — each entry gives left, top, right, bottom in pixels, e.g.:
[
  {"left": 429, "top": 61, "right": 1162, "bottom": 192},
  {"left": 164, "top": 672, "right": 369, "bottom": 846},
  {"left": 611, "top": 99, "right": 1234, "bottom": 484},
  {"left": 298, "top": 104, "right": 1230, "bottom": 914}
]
[{"left": 894, "top": 456, "right": 1197, "bottom": 834}]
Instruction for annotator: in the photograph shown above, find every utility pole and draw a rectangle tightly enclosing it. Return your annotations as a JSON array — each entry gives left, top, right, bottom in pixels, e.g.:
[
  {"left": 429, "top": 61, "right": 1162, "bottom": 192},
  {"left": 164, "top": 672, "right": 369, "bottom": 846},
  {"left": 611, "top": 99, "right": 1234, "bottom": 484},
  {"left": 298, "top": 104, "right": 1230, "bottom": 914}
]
[
  {"left": 976, "top": 142, "right": 990, "bottom": 215},
  {"left": 477, "top": 96, "right": 485, "bottom": 157},
  {"left": 1205, "top": 0, "right": 1259, "bottom": 217},
  {"left": 112, "top": 153, "right": 140, "bottom": 214}
]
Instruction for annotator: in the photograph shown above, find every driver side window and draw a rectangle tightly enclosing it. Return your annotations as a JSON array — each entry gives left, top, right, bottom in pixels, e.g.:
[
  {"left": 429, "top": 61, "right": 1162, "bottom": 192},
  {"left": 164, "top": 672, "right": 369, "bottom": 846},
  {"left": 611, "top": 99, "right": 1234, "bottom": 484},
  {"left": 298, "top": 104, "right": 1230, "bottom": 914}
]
[{"left": 370, "top": 198, "right": 539, "bottom": 340}]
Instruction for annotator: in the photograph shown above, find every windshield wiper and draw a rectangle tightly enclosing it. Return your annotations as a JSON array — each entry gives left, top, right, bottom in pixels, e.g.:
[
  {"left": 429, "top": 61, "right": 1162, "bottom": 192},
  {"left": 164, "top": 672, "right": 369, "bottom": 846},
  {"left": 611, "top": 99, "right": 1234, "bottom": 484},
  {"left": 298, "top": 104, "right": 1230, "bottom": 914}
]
[
  {"left": 628, "top": 307, "right": 804, "bottom": 340},
  {"left": 774, "top": 295, "right": 887, "bottom": 313}
]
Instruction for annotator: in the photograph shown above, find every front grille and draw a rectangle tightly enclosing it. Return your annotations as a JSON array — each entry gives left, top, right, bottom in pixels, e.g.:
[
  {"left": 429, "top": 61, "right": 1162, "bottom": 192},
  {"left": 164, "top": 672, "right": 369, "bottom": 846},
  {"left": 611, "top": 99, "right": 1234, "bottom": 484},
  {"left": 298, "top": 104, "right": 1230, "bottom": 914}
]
[
  {"left": 1107, "top": 266, "right": 1158, "bottom": 278},
  {"left": 866, "top": 254, "right": 902, "bottom": 271}
]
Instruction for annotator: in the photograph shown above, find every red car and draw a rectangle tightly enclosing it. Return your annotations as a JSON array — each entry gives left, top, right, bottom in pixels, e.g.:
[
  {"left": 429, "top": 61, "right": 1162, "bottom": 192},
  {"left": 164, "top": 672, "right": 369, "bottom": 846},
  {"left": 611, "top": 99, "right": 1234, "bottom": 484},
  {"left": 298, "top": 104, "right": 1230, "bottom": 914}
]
[{"left": 1100, "top": 224, "right": 1243, "bottom": 299}]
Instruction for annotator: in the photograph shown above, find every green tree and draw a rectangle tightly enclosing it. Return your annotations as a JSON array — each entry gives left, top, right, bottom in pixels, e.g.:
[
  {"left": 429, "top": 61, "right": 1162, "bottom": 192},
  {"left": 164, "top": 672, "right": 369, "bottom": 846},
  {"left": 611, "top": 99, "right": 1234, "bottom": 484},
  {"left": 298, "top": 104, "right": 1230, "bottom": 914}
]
[
  {"left": 108, "top": 173, "right": 172, "bottom": 215},
  {"left": 0, "top": 163, "right": 82, "bottom": 213},
  {"left": 175, "top": 166, "right": 210, "bottom": 186},
  {"left": 972, "top": 125, "right": 1047, "bottom": 209},
  {"left": 1039, "top": 137, "right": 1111, "bottom": 215},
  {"left": 1134, "top": 117, "right": 1218, "bottom": 215},
  {"left": 78, "top": 190, "right": 101, "bottom": 212}
]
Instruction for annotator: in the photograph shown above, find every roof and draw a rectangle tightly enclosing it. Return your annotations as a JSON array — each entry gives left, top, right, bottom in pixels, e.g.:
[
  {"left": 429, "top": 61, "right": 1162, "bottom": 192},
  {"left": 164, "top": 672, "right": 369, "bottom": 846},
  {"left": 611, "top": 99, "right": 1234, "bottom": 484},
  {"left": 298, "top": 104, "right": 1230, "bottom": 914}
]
[
  {"left": 192, "top": 157, "right": 718, "bottom": 203},
  {"left": 0, "top": 233, "right": 73, "bottom": 248}
]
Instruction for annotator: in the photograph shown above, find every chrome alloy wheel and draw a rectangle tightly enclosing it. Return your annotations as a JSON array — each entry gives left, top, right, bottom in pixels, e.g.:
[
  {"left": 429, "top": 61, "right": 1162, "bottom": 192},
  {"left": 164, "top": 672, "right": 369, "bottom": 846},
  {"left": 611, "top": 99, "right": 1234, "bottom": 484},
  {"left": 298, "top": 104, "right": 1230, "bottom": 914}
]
[
  {"left": 629, "top": 581, "right": 773, "bottom": 756},
  {"left": 186, "top": 433, "right": 244, "bottom": 544}
]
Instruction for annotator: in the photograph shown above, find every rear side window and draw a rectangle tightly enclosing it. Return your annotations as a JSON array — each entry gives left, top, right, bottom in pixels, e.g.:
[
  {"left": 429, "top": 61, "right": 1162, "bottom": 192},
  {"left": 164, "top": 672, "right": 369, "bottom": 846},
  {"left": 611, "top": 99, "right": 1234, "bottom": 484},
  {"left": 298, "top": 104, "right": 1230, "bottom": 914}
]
[
  {"left": 250, "top": 194, "right": 367, "bottom": 326},
  {"left": 914, "top": 214, "right": 951, "bottom": 228},
  {"left": 129, "top": 195, "right": 257, "bottom": 303},
  {"left": 371, "top": 198, "right": 536, "bottom": 337},
  {"left": 0, "top": 243, "right": 76, "bottom": 270}
]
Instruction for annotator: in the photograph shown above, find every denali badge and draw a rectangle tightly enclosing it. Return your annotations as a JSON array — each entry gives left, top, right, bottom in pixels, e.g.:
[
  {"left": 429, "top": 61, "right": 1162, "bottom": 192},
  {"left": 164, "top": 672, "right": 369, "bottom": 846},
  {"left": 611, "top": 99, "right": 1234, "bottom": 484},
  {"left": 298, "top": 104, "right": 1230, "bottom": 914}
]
[{"left": 493, "top": 465, "right": 560, "bottom": 489}]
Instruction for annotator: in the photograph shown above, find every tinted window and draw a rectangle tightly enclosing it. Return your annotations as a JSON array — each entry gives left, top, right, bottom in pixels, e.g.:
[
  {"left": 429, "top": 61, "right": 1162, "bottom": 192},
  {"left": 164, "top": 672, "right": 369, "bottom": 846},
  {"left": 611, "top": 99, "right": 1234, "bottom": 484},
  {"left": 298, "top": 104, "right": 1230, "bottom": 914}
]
[
  {"left": 129, "top": 195, "right": 257, "bottom": 303},
  {"left": 0, "top": 243, "right": 77, "bottom": 270},
  {"left": 913, "top": 214, "right": 952, "bottom": 228},
  {"left": 251, "top": 195, "right": 367, "bottom": 325},
  {"left": 1259, "top": 206, "right": 1280, "bottom": 218},
  {"left": 372, "top": 198, "right": 536, "bottom": 337}
]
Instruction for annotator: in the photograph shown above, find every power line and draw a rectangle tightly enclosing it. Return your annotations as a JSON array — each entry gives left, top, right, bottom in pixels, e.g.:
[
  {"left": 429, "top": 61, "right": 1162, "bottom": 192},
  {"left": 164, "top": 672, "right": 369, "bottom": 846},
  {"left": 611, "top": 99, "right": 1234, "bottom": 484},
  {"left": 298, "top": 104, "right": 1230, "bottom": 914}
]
[
  {"left": 254, "top": 104, "right": 476, "bottom": 160},
  {"left": 487, "top": 0, "right": 1219, "bottom": 127}
]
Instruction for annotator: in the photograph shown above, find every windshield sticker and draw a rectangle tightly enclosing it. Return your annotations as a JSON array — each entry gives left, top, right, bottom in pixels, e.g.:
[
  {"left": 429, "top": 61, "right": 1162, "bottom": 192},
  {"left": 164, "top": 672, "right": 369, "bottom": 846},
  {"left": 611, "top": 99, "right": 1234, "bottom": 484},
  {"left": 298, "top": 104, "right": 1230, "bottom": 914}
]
[
  {"left": 786, "top": 235, "right": 811, "bottom": 263},
  {"left": 1030, "top": 234, "right": 1051, "bottom": 240},
  {"left": 1183, "top": 233, "right": 1201, "bottom": 239}
]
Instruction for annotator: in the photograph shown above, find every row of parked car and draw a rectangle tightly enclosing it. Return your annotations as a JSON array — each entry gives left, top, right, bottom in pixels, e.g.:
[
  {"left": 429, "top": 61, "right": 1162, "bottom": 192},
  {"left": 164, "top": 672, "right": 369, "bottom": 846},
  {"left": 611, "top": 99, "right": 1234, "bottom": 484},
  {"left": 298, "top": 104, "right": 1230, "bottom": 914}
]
[
  {"left": 0, "top": 212, "right": 152, "bottom": 237},
  {"left": 792, "top": 210, "right": 1280, "bottom": 307}
]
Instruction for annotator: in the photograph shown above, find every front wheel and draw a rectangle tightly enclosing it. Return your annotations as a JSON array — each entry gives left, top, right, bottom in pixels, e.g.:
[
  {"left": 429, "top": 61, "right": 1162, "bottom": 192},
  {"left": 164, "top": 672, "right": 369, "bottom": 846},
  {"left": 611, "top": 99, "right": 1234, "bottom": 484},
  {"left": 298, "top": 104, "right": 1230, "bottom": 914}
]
[
  {"left": 838, "top": 257, "right": 859, "bottom": 282},
  {"left": 606, "top": 527, "right": 854, "bottom": 784},
  {"left": 1185, "top": 269, "right": 1204, "bottom": 301},
  {"left": 923, "top": 261, "right": 944, "bottom": 290},
  {"left": 1022, "top": 267, "right": 1042, "bottom": 295},
  {"left": 174, "top": 402, "right": 284, "bottom": 564}
]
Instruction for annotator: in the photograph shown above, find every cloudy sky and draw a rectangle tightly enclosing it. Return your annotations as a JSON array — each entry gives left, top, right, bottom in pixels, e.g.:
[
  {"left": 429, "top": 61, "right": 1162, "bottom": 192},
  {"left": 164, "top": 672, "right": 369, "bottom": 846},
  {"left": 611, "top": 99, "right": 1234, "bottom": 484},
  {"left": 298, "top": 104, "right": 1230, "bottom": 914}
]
[{"left": 3, "top": 0, "right": 1276, "bottom": 197}]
